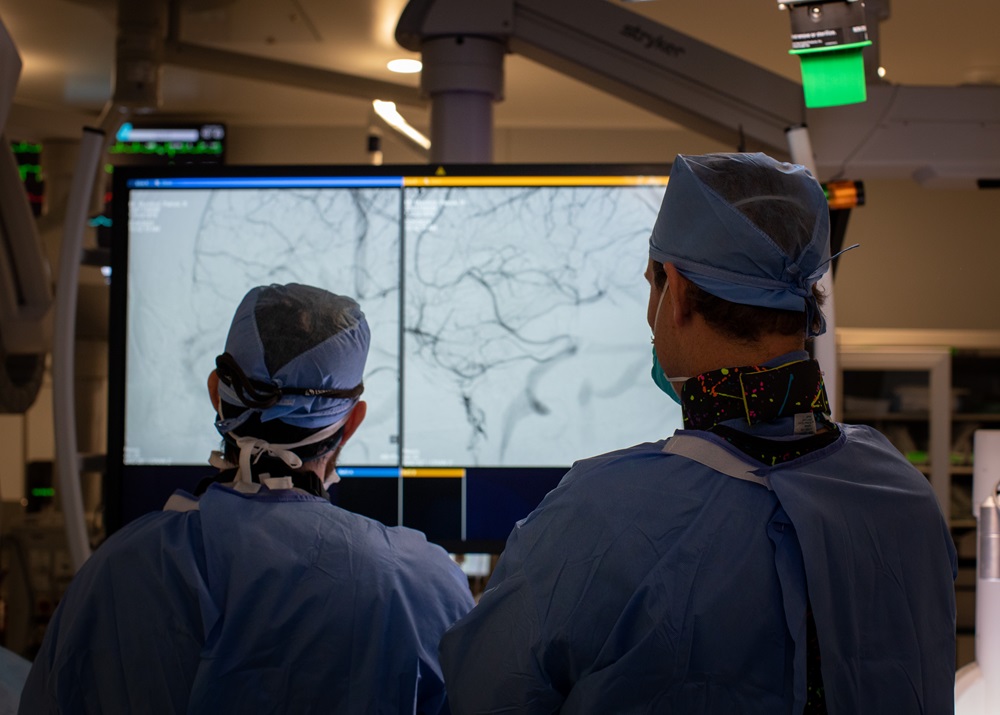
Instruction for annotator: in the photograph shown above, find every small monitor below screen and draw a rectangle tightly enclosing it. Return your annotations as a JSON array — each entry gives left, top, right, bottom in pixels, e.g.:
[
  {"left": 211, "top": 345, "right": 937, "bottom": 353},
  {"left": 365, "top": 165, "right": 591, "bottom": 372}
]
[{"left": 106, "top": 163, "right": 682, "bottom": 552}]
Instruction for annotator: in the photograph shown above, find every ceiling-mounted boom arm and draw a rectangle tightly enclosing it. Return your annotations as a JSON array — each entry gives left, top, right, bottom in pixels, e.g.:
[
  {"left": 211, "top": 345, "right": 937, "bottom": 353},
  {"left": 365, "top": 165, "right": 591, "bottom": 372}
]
[
  {"left": 510, "top": 0, "right": 809, "bottom": 154},
  {"left": 397, "top": 0, "right": 806, "bottom": 162},
  {"left": 397, "top": 0, "right": 1000, "bottom": 184},
  {"left": 807, "top": 84, "right": 1000, "bottom": 186}
]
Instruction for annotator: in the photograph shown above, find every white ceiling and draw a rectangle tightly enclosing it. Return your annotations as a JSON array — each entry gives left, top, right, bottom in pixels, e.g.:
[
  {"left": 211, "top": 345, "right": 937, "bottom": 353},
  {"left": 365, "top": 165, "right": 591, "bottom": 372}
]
[{"left": 1, "top": 0, "right": 999, "bottom": 140}]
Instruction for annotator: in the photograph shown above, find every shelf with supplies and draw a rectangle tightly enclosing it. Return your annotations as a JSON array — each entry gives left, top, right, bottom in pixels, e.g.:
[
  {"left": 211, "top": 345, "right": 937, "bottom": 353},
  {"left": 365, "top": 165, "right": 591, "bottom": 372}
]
[
  {"left": 836, "top": 330, "right": 1000, "bottom": 670},
  {"left": 837, "top": 328, "right": 1000, "bottom": 529}
]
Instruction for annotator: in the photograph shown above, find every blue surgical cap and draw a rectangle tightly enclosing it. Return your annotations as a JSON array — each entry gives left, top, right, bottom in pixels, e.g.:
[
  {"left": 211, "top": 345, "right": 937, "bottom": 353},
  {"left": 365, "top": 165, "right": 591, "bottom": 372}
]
[
  {"left": 649, "top": 152, "right": 831, "bottom": 336},
  {"left": 216, "top": 283, "right": 370, "bottom": 431}
]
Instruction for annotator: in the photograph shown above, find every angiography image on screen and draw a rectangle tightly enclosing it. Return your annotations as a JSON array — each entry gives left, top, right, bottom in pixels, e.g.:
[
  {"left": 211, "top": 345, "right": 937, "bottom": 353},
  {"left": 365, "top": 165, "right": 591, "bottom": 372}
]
[
  {"left": 123, "top": 186, "right": 401, "bottom": 468},
  {"left": 111, "top": 166, "right": 684, "bottom": 543},
  {"left": 402, "top": 183, "right": 678, "bottom": 467}
]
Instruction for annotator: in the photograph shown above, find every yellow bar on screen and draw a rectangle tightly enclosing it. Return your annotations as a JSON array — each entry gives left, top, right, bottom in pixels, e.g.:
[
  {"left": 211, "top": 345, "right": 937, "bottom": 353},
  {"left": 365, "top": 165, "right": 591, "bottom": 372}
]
[
  {"left": 400, "top": 468, "right": 466, "bottom": 478},
  {"left": 403, "top": 176, "right": 668, "bottom": 188}
]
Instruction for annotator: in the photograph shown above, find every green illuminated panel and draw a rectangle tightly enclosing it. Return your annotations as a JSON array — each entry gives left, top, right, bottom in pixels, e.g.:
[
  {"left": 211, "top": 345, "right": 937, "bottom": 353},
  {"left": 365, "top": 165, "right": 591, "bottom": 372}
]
[{"left": 791, "top": 43, "right": 872, "bottom": 108}]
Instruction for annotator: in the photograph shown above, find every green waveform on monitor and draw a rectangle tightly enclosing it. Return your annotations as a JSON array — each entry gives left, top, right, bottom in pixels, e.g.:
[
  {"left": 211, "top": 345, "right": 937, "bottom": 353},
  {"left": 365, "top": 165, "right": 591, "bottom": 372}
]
[
  {"left": 109, "top": 141, "right": 224, "bottom": 158},
  {"left": 11, "top": 141, "right": 41, "bottom": 154},
  {"left": 17, "top": 164, "right": 42, "bottom": 182}
]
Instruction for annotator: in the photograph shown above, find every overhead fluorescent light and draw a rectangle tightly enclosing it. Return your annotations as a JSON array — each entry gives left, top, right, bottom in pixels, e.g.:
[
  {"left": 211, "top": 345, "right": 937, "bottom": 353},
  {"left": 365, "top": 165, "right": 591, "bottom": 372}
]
[
  {"left": 372, "top": 100, "right": 431, "bottom": 151},
  {"left": 387, "top": 58, "right": 422, "bottom": 74}
]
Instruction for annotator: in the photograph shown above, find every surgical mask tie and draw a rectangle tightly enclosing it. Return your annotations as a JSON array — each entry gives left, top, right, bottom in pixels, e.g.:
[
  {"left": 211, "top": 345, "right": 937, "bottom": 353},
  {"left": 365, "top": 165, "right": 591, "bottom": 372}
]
[{"left": 209, "top": 416, "right": 347, "bottom": 492}]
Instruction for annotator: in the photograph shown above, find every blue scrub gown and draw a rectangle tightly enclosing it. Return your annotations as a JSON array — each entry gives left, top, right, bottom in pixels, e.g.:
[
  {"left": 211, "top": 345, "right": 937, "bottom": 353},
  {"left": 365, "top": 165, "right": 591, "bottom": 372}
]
[
  {"left": 0, "top": 647, "right": 30, "bottom": 715},
  {"left": 439, "top": 423, "right": 957, "bottom": 714},
  {"left": 19, "top": 484, "right": 475, "bottom": 714}
]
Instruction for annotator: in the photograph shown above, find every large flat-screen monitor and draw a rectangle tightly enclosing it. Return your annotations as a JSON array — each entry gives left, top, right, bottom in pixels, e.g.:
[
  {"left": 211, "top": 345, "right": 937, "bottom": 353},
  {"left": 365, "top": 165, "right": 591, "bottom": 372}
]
[{"left": 107, "top": 163, "right": 682, "bottom": 552}]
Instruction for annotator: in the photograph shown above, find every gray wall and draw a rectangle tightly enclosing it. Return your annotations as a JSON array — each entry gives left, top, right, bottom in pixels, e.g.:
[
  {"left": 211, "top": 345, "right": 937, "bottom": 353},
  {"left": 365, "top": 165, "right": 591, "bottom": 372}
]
[{"left": 835, "top": 180, "right": 1000, "bottom": 330}]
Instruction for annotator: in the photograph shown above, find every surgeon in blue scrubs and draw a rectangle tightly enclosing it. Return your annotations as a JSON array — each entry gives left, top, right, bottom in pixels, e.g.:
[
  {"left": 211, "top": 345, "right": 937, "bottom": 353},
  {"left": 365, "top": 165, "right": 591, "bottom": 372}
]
[
  {"left": 439, "top": 153, "right": 957, "bottom": 714},
  {"left": 21, "top": 283, "right": 474, "bottom": 714}
]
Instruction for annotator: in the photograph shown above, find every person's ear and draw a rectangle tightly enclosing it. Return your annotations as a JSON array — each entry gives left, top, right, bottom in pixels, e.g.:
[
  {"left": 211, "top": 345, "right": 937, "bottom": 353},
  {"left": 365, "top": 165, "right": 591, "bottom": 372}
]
[
  {"left": 664, "top": 263, "right": 693, "bottom": 326},
  {"left": 208, "top": 370, "right": 221, "bottom": 413},
  {"left": 340, "top": 401, "right": 367, "bottom": 446}
]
